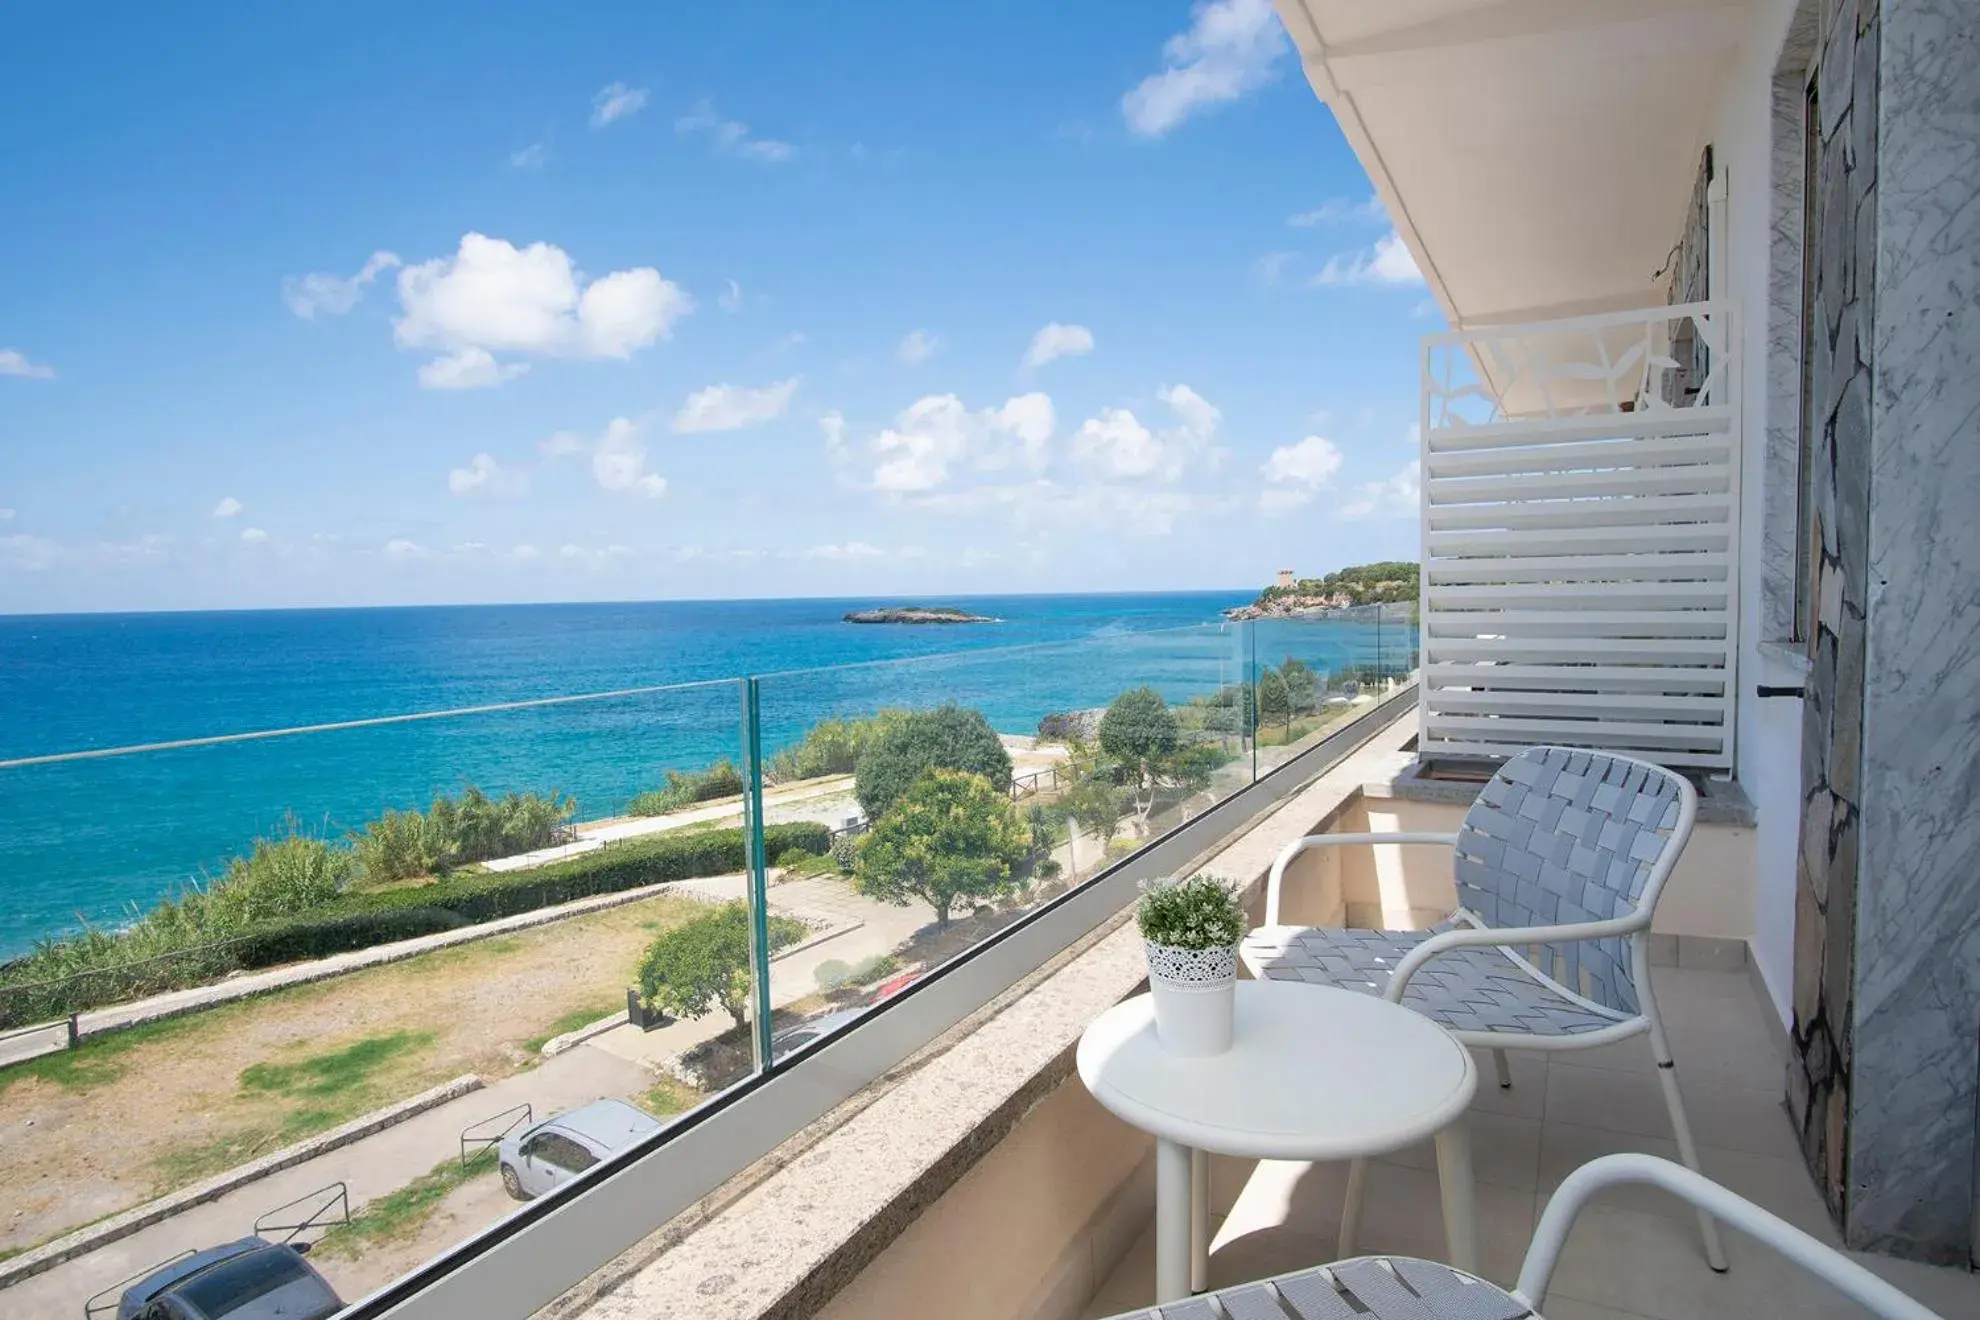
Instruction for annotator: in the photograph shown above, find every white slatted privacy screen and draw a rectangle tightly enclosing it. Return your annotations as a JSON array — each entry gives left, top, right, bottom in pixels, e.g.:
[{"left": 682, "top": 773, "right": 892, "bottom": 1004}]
[{"left": 1418, "top": 302, "right": 1740, "bottom": 770}]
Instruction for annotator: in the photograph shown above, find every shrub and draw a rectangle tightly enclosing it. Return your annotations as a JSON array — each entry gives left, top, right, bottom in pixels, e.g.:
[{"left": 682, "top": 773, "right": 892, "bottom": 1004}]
[
  {"left": 853, "top": 704, "right": 1012, "bottom": 819},
  {"left": 1136, "top": 873, "right": 1243, "bottom": 950},
  {"left": 764, "top": 710, "right": 912, "bottom": 785},
  {"left": 351, "top": 786, "right": 573, "bottom": 882},
  {"left": 1035, "top": 711, "right": 1091, "bottom": 743},
  {"left": 775, "top": 847, "right": 815, "bottom": 870},
  {"left": 847, "top": 953, "right": 900, "bottom": 986},
  {"left": 637, "top": 901, "right": 807, "bottom": 1028},
  {"left": 1098, "top": 687, "right": 1179, "bottom": 766},
  {"left": 854, "top": 769, "right": 1030, "bottom": 927},
  {"left": 828, "top": 834, "right": 859, "bottom": 873},
  {"left": 0, "top": 820, "right": 831, "bottom": 1027},
  {"left": 814, "top": 958, "right": 852, "bottom": 991},
  {"left": 627, "top": 759, "right": 745, "bottom": 816},
  {"left": 1035, "top": 858, "right": 1063, "bottom": 881}
]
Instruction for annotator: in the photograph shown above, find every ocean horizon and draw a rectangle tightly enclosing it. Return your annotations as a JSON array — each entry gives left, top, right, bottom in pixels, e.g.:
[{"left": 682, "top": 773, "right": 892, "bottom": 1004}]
[{"left": 0, "top": 591, "right": 1399, "bottom": 954}]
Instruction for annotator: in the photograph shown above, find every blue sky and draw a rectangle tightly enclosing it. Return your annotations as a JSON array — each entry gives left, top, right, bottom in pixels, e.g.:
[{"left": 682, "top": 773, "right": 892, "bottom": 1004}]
[{"left": 0, "top": 0, "right": 1432, "bottom": 614}]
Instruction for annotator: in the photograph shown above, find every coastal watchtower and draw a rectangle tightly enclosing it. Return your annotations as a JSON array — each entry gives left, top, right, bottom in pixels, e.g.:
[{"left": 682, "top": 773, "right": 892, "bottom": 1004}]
[{"left": 1274, "top": 568, "right": 1295, "bottom": 590}]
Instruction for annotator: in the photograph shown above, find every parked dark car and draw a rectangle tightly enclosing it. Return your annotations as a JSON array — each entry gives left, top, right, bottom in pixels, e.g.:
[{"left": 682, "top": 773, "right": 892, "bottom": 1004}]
[{"left": 113, "top": 1237, "right": 341, "bottom": 1320}]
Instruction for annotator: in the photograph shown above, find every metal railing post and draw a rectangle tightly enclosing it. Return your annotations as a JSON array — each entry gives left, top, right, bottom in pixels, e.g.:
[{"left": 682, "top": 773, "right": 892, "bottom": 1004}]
[{"left": 741, "top": 677, "right": 775, "bottom": 1071}]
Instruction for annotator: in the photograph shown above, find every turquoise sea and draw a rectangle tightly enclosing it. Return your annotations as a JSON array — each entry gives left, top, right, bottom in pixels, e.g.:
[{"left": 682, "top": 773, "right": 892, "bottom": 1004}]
[{"left": 0, "top": 593, "right": 1405, "bottom": 954}]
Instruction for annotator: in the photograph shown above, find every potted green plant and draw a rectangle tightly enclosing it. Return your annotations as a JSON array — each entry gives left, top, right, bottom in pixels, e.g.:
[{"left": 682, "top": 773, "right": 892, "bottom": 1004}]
[{"left": 1137, "top": 873, "right": 1245, "bottom": 1056}]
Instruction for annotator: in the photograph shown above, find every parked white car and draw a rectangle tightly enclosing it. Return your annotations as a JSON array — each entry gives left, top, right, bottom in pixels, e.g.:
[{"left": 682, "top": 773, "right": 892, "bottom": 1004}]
[{"left": 497, "top": 1099, "right": 663, "bottom": 1201}]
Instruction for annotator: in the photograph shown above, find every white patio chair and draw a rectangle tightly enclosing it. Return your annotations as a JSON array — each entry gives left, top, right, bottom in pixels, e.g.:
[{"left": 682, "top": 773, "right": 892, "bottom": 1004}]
[
  {"left": 1095, "top": 1154, "right": 1944, "bottom": 1319},
  {"left": 1241, "top": 745, "right": 1728, "bottom": 1271}
]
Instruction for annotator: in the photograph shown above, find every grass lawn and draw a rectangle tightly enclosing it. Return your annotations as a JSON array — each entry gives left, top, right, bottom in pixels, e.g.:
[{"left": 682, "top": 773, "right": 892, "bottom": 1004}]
[{"left": 1, "top": 891, "right": 699, "bottom": 1256}]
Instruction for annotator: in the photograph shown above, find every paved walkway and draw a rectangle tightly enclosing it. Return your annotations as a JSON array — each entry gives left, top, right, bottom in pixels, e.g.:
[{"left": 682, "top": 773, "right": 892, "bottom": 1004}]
[
  {"left": 0, "top": 878, "right": 696, "bottom": 1069},
  {"left": 3, "top": 1046, "right": 654, "bottom": 1318},
  {"left": 483, "top": 777, "right": 861, "bottom": 873},
  {"left": 588, "top": 874, "right": 938, "bottom": 1073}
]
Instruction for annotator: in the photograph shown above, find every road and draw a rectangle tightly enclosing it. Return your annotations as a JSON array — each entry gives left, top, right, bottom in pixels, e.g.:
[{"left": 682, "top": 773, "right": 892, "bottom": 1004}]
[{"left": 6, "top": 1046, "right": 652, "bottom": 1318}]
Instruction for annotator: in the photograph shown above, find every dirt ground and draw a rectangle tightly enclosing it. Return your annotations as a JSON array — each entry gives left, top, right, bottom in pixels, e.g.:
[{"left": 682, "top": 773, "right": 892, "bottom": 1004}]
[{"left": 0, "top": 892, "right": 698, "bottom": 1256}]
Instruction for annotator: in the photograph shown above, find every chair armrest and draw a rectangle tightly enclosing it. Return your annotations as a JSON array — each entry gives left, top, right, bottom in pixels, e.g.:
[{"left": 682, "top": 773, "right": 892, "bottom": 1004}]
[
  {"left": 1513, "top": 1154, "right": 1944, "bottom": 1320},
  {"left": 1382, "top": 913, "right": 1646, "bottom": 1004},
  {"left": 1263, "top": 832, "right": 1458, "bottom": 926}
]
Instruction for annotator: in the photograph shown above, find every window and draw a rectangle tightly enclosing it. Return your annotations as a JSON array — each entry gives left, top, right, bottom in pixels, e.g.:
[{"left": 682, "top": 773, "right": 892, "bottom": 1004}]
[{"left": 528, "top": 1132, "right": 599, "bottom": 1175}]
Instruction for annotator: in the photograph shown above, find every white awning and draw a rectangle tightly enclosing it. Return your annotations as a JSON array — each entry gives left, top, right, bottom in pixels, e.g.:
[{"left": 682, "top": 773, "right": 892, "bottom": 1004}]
[{"left": 1274, "top": 0, "right": 1756, "bottom": 328}]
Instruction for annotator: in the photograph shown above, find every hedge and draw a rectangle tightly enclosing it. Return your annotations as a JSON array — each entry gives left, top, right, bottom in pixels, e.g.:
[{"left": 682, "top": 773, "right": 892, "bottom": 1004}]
[{"left": 0, "top": 820, "right": 831, "bottom": 1028}]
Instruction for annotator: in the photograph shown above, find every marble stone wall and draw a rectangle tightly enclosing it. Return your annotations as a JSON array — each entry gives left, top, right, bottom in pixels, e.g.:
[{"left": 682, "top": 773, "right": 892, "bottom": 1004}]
[
  {"left": 1663, "top": 151, "right": 1712, "bottom": 407},
  {"left": 1848, "top": 0, "right": 1980, "bottom": 1265},
  {"left": 1786, "top": 0, "right": 1876, "bottom": 1227}
]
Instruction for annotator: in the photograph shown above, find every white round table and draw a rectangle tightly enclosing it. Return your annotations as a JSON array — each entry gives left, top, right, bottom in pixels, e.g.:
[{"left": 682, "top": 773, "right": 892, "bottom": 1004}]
[{"left": 1077, "top": 979, "right": 1479, "bottom": 1303}]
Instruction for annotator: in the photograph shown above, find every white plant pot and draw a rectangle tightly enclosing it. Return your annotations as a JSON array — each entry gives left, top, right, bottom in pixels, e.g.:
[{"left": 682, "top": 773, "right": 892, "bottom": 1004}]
[{"left": 1145, "top": 941, "right": 1238, "bottom": 1057}]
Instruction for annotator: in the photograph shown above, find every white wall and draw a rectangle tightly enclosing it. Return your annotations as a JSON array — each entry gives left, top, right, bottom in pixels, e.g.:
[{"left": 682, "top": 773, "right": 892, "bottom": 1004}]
[{"left": 1714, "top": 0, "right": 1804, "bottom": 1031}]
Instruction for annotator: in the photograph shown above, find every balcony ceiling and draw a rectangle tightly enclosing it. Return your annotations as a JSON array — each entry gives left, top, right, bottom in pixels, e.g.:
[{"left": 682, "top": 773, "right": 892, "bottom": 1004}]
[{"left": 1274, "top": 0, "right": 1756, "bottom": 327}]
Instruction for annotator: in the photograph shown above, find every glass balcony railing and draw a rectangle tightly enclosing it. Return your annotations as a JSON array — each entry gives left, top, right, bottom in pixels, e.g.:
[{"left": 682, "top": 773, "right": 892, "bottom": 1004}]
[{"left": 0, "top": 607, "right": 1416, "bottom": 1318}]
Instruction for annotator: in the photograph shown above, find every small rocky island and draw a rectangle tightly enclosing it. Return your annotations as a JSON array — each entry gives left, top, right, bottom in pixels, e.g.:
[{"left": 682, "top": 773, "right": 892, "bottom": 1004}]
[{"left": 843, "top": 605, "right": 999, "bottom": 625}]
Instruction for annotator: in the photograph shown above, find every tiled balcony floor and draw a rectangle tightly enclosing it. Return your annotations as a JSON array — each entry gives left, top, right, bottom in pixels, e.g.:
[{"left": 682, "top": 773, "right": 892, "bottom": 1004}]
[{"left": 1082, "top": 967, "right": 1980, "bottom": 1319}]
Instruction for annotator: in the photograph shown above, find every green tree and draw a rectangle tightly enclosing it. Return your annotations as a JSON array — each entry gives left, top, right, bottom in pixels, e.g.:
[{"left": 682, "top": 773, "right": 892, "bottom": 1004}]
[
  {"left": 1053, "top": 764, "right": 1129, "bottom": 853},
  {"left": 637, "top": 901, "right": 806, "bottom": 1030},
  {"left": 1257, "top": 667, "right": 1291, "bottom": 735},
  {"left": 853, "top": 769, "right": 1031, "bottom": 927},
  {"left": 853, "top": 704, "right": 1013, "bottom": 819},
  {"left": 1098, "top": 687, "right": 1184, "bottom": 819},
  {"left": 1278, "top": 657, "right": 1318, "bottom": 714}
]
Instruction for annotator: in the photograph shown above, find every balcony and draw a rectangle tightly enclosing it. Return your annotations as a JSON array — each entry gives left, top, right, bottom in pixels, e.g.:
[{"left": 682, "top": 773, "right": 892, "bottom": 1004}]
[{"left": 533, "top": 704, "right": 1977, "bottom": 1320}]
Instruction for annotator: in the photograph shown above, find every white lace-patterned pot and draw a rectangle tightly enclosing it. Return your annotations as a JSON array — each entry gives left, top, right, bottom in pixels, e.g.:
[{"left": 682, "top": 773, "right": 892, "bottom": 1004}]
[{"left": 1144, "top": 940, "right": 1238, "bottom": 1057}]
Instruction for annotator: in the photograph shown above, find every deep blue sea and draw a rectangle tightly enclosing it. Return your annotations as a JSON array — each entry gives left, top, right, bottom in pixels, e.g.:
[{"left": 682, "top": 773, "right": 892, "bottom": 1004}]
[{"left": 0, "top": 593, "right": 1404, "bottom": 954}]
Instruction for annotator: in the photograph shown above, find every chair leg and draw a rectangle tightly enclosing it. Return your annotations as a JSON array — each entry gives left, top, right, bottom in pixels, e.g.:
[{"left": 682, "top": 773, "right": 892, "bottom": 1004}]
[
  {"left": 1339, "top": 1158, "right": 1369, "bottom": 1260},
  {"left": 1493, "top": 1048, "right": 1513, "bottom": 1089},
  {"left": 1645, "top": 997, "right": 1730, "bottom": 1273}
]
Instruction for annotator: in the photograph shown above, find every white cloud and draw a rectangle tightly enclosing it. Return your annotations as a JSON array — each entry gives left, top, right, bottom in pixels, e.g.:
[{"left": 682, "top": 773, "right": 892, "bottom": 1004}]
[
  {"left": 1340, "top": 460, "right": 1422, "bottom": 519},
  {"left": 448, "top": 452, "right": 528, "bottom": 497},
  {"left": 1071, "top": 385, "right": 1221, "bottom": 482},
  {"left": 869, "top": 392, "right": 1058, "bottom": 492},
  {"left": 418, "top": 346, "right": 531, "bottom": 390},
  {"left": 383, "top": 538, "right": 424, "bottom": 559},
  {"left": 805, "top": 541, "right": 885, "bottom": 560},
  {"left": 673, "top": 378, "right": 799, "bottom": 433},
  {"left": 511, "top": 544, "right": 542, "bottom": 561},
  {"left": 283, "top": 250, "right": 401, "bottom": 319},
  {"left": 1287, "top": 195, "right": 1383, "bottom": 227},
  {"left": 539, "top": 430, "right": 588, "bottom": 458},
  {"left": 872, "top": 395, "right": 973, "bottom": 492},
  {"left": 239, "top": 527, "right": 268, "bottom": 543},
  {"left": 1312, "top": 231, "right": 1424, "bottom": 287},
  {"left": 1158, "top": 383, "right": 1220, "bottom": 440},
  {"left": 1121, "top": 0, "right": 1288, "bottom": 138},
  {"left": 1261, "top": 434, "right": 1343, "bottom": 487},
  {"left": 1, "top": 533, "right": 58, "bottom": 570},
  {"left": 819, "top": 410, "right": 848, "bottom": 458},
  {"left": 1257, "top": 488, "right": 1313, "bottom": 516},
  {"left": 590, "top": 81, "right": 649, "bottom": 127},
  {"left": 719, "top": 279, "right": 744, "bottom": 313},
  {"left": 589, "top": 417, "right": 669, "bottom": 497},
  {"left": 212, "top": 497, "right": 243, "bottom": 519},
  {"left": 1023, "top": 322, "right": 1094, "bottom": 369},
  {"left": 989, "top": 392, "right": 1055, "bottom": 471},
  {"left": 0, "top": 508, "right": 13, "bottom": 521},
  {"left": 1072, "top": 409, "right": 1160, "bottom": 480},
  {"left": 0, "top": 348, "right": 55, "bottom": 379},
  {"left": 897, "top": 329, "right": 938, "bottom": 365},
  {"left": 1253, "top": 251, "right": 1295, "bottom": 286},
  {"left": 675, "top": 100, "right": 793, "bottom": 162},
  {"left": 509, "top": 141, "right": 548, "bottom": 170},
  {"left": 393, "top": 234, "right": 691, "bottom": 382}
]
